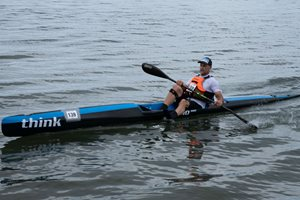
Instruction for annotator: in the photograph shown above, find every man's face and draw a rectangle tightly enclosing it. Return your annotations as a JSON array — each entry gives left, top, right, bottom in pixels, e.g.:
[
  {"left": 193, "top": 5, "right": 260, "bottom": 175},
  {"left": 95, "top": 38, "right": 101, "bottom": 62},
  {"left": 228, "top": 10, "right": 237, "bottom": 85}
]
[{"left": 200, "top": 63, "right": 211, "bottom": 76}]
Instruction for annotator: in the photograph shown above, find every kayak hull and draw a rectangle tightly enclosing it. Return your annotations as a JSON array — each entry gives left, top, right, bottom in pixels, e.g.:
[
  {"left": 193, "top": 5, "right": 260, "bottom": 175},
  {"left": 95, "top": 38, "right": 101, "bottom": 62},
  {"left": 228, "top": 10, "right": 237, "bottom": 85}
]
[{"left": 1, "top": 94, "right": 299, "bottom": 137}]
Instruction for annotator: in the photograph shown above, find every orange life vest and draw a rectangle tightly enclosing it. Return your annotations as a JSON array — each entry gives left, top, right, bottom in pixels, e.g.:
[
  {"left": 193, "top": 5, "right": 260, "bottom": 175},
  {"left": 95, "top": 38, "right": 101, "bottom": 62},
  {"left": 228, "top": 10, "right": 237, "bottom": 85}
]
[
  {"left": 188, "top": 75, "right": 215, "bottom": 101},
  {"left": 190, "top": 76, "right": 207, "bottom": 93}
]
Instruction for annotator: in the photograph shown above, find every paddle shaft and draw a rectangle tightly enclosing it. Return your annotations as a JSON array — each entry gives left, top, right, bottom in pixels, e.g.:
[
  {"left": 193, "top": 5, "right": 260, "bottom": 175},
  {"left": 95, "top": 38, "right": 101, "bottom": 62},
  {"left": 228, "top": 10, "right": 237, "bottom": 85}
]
[{"left": 187, "top": 85, "right": 250, "bottom": 124}]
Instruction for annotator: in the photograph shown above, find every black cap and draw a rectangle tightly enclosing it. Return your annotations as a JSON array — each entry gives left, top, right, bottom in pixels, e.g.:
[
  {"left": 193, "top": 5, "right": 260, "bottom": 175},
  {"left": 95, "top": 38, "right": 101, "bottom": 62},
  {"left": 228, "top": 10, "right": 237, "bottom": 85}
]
[{"left": 197, "top": 57, "right": 212, "bottom": 66}]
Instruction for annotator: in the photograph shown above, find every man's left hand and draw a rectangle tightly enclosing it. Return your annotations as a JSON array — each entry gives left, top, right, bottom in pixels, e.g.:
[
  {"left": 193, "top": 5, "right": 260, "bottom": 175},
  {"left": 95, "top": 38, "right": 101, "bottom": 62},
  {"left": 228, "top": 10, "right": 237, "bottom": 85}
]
[{"left": 214, "top": 99, "right": 223, "bottom": 107}]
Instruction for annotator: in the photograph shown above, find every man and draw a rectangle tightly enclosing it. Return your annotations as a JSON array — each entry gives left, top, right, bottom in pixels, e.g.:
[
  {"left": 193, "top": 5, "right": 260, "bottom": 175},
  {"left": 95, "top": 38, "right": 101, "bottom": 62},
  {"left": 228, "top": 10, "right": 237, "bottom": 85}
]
[{"left": 161, "top": 57, "right": 224, "bottom": 119}]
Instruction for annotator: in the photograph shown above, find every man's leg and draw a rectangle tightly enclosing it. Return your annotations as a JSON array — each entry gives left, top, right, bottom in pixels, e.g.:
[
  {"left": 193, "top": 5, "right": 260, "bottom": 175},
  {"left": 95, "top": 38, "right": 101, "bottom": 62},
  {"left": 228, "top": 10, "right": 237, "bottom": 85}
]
[
  {"left": 175, "top": 99, "right": 190, "bottom": 116},
  {"left": 166, "top": 99, "right": 190, "bottom": 119},
  {"left": 162, "top": 84, "right": 184, "bottom": 109}
]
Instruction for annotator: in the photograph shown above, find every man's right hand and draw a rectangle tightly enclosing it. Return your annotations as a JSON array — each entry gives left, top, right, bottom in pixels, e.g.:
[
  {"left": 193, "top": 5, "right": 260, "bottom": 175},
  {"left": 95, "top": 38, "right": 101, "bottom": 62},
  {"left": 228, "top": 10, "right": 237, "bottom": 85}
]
[{"left": 176, "top": 80, "right": 184, "bottom": 87}]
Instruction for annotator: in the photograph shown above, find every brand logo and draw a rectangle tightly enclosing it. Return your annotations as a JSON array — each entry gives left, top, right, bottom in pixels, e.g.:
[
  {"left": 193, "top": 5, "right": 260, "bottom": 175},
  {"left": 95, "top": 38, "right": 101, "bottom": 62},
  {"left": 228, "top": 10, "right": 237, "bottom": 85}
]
[
  {"left": 183, "top": 110, "right": 191, "bottom": 116},
  {"left": 22, "top": 117, "right": 61, "bottom": 128},
  {"left": 183, "top": 109, "right": 197, "bottom": 116}
]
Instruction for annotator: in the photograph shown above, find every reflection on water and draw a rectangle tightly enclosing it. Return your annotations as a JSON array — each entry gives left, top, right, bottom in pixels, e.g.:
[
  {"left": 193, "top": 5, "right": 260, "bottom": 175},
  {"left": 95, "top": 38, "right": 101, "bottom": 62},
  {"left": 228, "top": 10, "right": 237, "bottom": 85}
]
[
  {"left": 1, "top": 124, "right": 153, "bottom": 159},
  {"left": 0, "top": 117, "right": 225, "bottom": 187},
  {"left": 157, "top": 117, "right": 224, "bottom": 183},
  {"left": 1, "top": 175, "right": 57, "bottom": 186},
  {"left": 167, "top": 173, "right": 222, "bottom": 183},
  {"left": 186, "top": 133, "right": 204, "bottom": 159},
  {"left": 160, "top": 116, "right": 221, "bottom": 158}
]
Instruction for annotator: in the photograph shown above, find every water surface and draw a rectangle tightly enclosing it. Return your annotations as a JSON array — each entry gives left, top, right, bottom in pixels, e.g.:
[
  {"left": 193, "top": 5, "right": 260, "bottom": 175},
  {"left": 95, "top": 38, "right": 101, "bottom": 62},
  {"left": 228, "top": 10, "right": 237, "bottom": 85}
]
[{"left": 1, "top": 0, "right": 300, "bottom": 199}]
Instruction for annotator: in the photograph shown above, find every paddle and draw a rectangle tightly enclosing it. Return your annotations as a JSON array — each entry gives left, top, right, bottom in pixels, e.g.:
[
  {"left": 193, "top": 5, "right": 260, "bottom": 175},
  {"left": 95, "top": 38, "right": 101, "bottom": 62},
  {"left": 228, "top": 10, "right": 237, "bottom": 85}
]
[{"left": 142, "top": 63, "right": 258, "bottom": 129}]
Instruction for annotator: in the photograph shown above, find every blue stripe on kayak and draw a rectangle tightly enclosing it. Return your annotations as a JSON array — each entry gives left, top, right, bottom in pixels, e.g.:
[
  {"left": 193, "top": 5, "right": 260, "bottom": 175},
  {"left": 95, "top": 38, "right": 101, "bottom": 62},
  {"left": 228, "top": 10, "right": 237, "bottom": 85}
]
[
  {"left": 140, "top": 102, "right": 176, "bottom": 111},
  {"left": 139, "top": 102, "right": 164, "bottom": 110},
  {"left": 80, "top": 103, "right": 138, "bottom": 114},
  {"left": 2, "top": 103, "right": 139, "bottom": 124},
  {"left": 224, "top": 95, "right": 275, "bottom": 102}
]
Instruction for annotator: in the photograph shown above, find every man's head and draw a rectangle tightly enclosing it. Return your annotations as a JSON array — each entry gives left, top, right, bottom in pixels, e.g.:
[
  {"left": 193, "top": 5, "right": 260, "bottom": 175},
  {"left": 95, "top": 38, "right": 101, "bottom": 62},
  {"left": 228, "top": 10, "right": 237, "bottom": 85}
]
[{"left": 197, "top": 57, "right": 212, "bottom": 76}]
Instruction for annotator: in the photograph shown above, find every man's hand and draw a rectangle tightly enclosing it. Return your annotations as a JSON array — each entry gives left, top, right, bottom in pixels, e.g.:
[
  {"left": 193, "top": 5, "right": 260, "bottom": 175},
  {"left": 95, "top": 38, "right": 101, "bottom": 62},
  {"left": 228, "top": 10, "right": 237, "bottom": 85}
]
[
  {"left": 214, "top": 91, "right": 224, "bottom": 107},
  {"left": 176, "top": 80, "right": 184, "bottom": 87},
  {"left": 214, "top": 99, "right": 223, "bottom": 107}
]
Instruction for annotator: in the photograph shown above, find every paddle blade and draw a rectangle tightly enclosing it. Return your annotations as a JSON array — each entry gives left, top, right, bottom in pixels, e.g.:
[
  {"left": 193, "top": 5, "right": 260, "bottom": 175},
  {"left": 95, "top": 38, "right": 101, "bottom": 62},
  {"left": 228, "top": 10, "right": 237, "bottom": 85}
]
[
  {"left": 142, "top": 63, "right": 175, "bottom": 82},
  {"left": 248, "top": 122, "right": 258, "bottom": 130}
]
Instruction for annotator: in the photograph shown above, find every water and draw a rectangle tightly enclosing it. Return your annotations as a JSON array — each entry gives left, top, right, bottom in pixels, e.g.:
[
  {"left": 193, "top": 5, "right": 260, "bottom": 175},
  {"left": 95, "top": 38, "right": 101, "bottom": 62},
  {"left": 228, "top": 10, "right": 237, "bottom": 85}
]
[{"left": 1, "top": 0, "right": 300, "bottom": 199}]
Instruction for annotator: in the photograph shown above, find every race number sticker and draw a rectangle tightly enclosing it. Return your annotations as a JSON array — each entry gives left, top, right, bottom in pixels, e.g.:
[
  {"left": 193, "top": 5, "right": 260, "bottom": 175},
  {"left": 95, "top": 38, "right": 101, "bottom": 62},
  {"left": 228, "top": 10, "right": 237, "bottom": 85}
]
[
  {"left": 187, "top": 83, "right": 197, "bottom": 91},
  {"left": 64, "top": 109, "right": 81, "bottom": 122}
]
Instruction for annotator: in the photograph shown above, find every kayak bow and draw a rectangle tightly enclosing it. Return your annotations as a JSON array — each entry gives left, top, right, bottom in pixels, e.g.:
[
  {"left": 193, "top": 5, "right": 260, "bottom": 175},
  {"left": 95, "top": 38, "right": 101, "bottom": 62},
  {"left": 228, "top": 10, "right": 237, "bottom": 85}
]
[{"left": 1, "top": 94, "right": 300, "bottom": 137}]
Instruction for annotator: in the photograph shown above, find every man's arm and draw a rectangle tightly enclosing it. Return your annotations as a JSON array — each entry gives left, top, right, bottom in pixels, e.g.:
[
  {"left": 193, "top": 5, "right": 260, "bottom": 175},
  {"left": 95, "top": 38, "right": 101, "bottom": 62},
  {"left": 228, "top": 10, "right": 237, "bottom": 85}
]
[{"left": 214, "top": 91, "right": 224, "bottom": 107}]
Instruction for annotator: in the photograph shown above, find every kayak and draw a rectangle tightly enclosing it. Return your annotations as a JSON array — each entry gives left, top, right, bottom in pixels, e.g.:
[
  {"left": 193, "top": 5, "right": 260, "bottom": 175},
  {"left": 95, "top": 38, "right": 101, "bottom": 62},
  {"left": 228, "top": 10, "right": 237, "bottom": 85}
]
[{"left": 1, "top": 94, "right": 300, "bottom": 137}]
